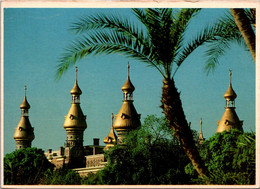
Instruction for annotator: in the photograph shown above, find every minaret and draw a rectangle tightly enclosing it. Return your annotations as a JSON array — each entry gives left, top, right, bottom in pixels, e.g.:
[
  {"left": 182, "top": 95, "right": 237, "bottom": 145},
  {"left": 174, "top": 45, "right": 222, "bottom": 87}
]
[
  {"left": 103, "top": 113, "right": 118, "bottom": 150},
  {"left": 198, "top": 118, "right": 205, "bottom": 144},
  {"left": 63, "top": 66, "right": 87, "bottom": 167},
  {"left": 14, "top": 86, "right": 34, "bottom": 150},
  {"left": 216, "top": 70, "right": 243, "bottom": 133},
  {"left": 114, "top": 63, "right": 141, "bottom": 142}
]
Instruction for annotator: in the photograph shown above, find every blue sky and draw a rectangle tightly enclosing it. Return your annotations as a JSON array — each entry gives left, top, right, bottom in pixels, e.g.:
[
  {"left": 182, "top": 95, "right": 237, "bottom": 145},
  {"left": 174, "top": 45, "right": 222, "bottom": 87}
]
[{"left": 3, "top": 8, "right": 255, "bottom": 155}]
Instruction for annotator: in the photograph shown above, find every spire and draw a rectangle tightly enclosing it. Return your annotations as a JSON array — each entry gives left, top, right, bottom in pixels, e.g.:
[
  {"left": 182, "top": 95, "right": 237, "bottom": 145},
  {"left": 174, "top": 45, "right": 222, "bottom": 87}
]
[
  {"left": 121, "top": 63, "right": 135, "bottom": 100},
  {"left": 198, "top": 118, "right": 205, "bottom": 144},
  {"left": 75, "top": 66, "right": 78, "bottom": 82},
  {"left": 229, "top": 69, "right": 232, "bottom": 85},
  {"left": 104, "top": 113, "right": 118, "bottom": 150}
]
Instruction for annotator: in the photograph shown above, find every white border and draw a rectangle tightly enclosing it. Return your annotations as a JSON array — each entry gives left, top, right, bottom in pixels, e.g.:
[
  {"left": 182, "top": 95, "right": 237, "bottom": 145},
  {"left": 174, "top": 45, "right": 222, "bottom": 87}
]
[{"left": 0, "top": 0, "right": 259, "bottom": 188}]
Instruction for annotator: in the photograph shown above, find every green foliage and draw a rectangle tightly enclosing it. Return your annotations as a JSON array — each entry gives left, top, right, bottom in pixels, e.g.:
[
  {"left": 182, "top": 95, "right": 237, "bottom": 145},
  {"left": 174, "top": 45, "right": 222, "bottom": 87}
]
[
  {"left": 83, "top": 115, "right": 192, "bottom": 185},
  {"left": 185, "top": 129, "right": 255, "bottom": 184},
  {"left": 203, "top": 9, "right": 255, "bottom": 74},
  {"left": 81, "top": 172, "right": 103, "bottom": 185},
  {"left": 57, "top": 8, "right": 210, "bottom": 79},
  {"left": 4, "top": 147, "right": 54, "bottom": 185},
  {"left": 39, "top": 166, "right": 82, "bottom": 185}
]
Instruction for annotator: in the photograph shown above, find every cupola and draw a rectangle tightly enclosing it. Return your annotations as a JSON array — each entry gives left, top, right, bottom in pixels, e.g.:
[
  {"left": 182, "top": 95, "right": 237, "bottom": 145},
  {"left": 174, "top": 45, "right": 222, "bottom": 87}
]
[
  {"left": 216, "top": 70, "right": 243, "bottom": 133},
  {"left": 64, "top": 66, "right": 87, "bottom": 147},
  {"left": 224, "top": 69, "right": 237, "bottom": 107},
  {"left": 114, "top": 63, "right": 141, "bottom": 142},
  {"left": 13, "top": 86, "right": 35, "bottom": 150},
  {"left": 121, "top": 63, "right": 135, "bottom": 101},
  {"left": 70, "top": 66, "right": 82, "bottom": 103}
]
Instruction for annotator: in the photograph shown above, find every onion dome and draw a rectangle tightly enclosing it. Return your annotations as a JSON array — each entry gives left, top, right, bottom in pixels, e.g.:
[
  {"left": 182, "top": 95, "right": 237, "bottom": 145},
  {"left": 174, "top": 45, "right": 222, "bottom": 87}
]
[
  {"left": 121, "top": 63, "right": 135, "bottom": 94},
  {"left": 19, "top": 85, "right": 30, "bottom": 109},
  {"left": 20, "top": 96, "right": 30, "bottom": 109},
  {"left": 224, "top": 70, "right": 237, "bottom": 101},
  {"left": 70, "top": 66, "right": 82, "bottom": 95},
  {"left": 70, "top": 81, "right": 82, "bottom": 95},
  {"left": 224, "top": 85, "right": 237, "bottom": 101}
]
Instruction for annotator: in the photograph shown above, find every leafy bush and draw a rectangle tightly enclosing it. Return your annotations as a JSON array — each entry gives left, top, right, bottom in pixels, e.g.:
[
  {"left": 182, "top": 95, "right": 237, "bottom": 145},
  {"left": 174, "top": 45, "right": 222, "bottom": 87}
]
[
  {"left": 40, "top": 166, "right": 82, "bottom": 185},
  {"left": 185, "top": 129, "right": 255, "bottom": 184},
  {"left": 4, "top": 147, "right": 54, "bottom": 185}
]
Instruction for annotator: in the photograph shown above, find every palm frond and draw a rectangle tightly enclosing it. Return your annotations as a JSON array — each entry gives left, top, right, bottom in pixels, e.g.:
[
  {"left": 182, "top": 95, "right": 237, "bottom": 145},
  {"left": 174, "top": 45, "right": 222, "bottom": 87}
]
[
  {"left": 173, "top": 24, "right": 222, "bottom": 77},
  {"left": 203, "top": 38, "right": 232, "bottom": 74},
  {"left": 174, "top": 9, "right": 249, "bottom": 77},
  {"left": 203, "top": 11, "right": 246, "bottom": 74},
  {"left": 56, "top": 30, "right": 165, "bottom": 79},
  {"left": 170, "top": 9, "right": 201, "bottom": 77},
  {"left": 70, "top": 13, "right": 133, "bottom": 33},
  {"left": 70, "top": 12, "right": 147, "bottom": 45},
  {"left": 244, "top": 8, "right": 255, "bottom": 29},
  {"left": 132, "top": 8, "right": 148, "bottom": 26},
  {"left": 58, "top": 8, "right": 203, "bottom": 79}
]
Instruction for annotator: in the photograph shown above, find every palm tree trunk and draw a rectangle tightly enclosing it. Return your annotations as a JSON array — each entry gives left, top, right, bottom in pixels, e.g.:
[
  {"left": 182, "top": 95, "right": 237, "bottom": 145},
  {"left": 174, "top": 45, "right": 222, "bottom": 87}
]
[
  {"left": 161, "top": 78, "right": 209, "bottom": 181},
  {"left": 230, "top": 8, "right": 255, "bottom": 62}
]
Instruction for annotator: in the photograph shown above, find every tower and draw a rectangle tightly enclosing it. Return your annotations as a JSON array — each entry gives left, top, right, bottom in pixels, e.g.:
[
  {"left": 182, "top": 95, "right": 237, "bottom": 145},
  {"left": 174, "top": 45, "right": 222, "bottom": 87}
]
[
  {"left": 63, "top": 66, "right": 87, "bottom": 167},
  {"left": 13, "top": 86, "right": 34, "bottom": 150},
  {"left": 216, "top": 70, "right": 243, "bottom": 133},
  {"left": 114, "top": 63, "right": 141, "bottom": 142},
  {"left": 103, "top": 113, "right": 118, "bottom": 150},
  {"left": 198, "top": 118, "right": 205, "bottom": 144}
]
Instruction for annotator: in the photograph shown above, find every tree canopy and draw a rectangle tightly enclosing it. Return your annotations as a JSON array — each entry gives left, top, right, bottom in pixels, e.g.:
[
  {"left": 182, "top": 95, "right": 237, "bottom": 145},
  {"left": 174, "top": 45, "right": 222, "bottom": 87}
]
[
  {"left": 4, "top": 147, "right": 83, "bottom": 185},
  {"left": 82, "top": 115, "right": 193, "bottom": 185},
  {"left": 185, "top": 129, "right": 255, "bottom": 184},
  {"left": 4, "top": 148, "right": 54, "bottom": 185}
]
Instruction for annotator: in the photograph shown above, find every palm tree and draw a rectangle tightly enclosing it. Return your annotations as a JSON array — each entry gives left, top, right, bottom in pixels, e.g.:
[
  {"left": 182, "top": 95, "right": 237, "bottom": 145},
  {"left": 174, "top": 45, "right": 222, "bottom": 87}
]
[
  {"left": 203, "top": 8, "right": 255, "bottom": 74},
  {"left": 57, "top": 8, "right": 214, "bottom": 180},
  {"left": 230, "top": 8, "right": 255, "bottom": 62}
]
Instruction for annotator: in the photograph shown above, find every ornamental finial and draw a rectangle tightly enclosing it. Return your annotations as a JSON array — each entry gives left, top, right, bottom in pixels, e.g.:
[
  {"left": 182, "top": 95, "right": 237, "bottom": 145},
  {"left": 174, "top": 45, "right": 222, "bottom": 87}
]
[
  {"left": 75, "top": 66, "right": 78, "bottom": 81},
  {"left": 229, "top": 69, "right": 232, "bottom": 85},
  {"left": 24, "top": 85, "right": 27, "bottom": 97},
  {"left": 127, "top": 62, "right": 130, "bottom": 78}
]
